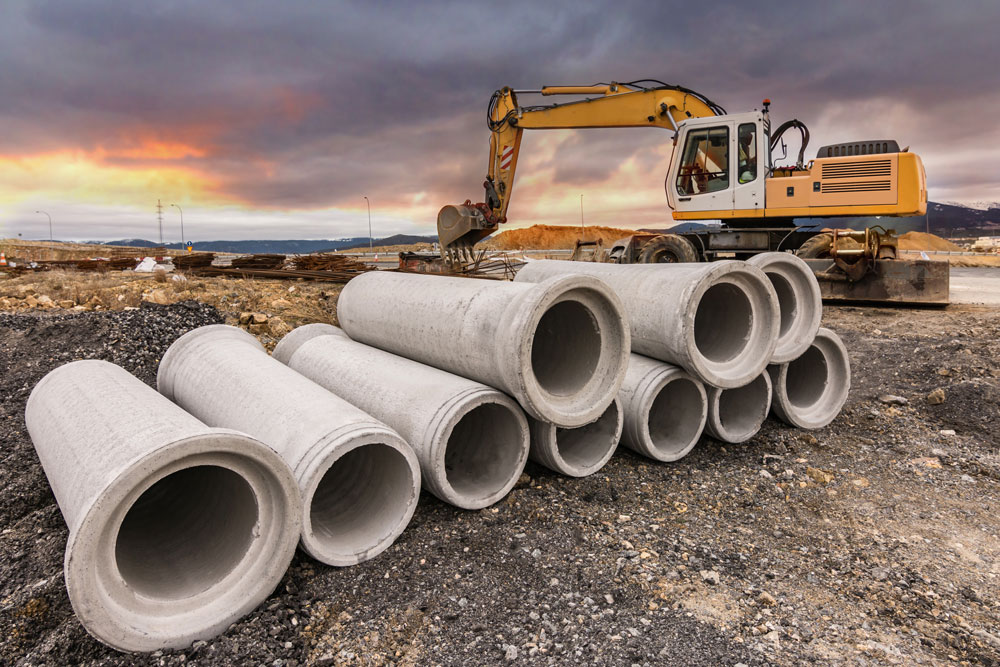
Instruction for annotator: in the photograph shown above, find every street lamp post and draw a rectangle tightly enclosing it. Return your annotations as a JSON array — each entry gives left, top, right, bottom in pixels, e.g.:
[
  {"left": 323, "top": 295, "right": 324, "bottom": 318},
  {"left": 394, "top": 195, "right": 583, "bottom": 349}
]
[
  {"left": 580, "top": 194, "right": 585, "bottom": 240},
  {"left": 363, "top": 196, "right": 373, "bottom": 253},
  {"left": 170, "top": 204, "right": 186, "bottom": 249},
  {"left": 35, "top": 211, "right": 52, "bottom": 241}
]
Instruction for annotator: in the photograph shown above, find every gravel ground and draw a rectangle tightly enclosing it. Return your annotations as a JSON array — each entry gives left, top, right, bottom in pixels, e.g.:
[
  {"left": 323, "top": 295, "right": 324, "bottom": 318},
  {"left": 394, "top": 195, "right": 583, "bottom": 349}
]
[{"left": 1, "top": 299, "right": 999, "bottom": 666}]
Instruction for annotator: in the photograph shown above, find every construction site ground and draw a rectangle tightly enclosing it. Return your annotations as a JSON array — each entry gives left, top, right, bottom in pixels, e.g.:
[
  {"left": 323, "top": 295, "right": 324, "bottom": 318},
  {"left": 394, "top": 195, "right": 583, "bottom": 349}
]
[{"left": 1, "top": 269, "right": 999, "bottom": 665}]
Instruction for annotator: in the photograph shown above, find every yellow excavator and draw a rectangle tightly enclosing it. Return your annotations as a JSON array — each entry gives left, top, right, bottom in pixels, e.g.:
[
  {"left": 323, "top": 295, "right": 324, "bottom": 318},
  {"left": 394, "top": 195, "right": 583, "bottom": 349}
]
[{"left": 436, "top": 80, "right": 948, "bottom": 304}]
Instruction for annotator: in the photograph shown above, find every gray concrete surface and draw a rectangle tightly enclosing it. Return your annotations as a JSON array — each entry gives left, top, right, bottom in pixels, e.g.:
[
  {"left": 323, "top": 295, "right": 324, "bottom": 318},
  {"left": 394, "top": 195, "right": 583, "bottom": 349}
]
[
  {"left": 949, "top": 266, "right": 1000, "bottom": 305},
  {"left": 158, "top": 325, "right": 421, "bottom": 567},
  {"left": 705, "top": 371, "right": 773, "bottom": 444},
  {"left": 337, "top": 271, "right": 630, "bottom": 427},
  {"left": 528, "top": 396, "right": 622, "bottom": 477},
  {"left": 769, "top": 327, "right": 851, "bottom": 430},
  {"left": 514, "top": 260, "right": 779, "bottom": 388},
  {"left": 25, "top": 360, "right": 302, "bottom": 652},
  {"left": 274, "top": 326, "right": 530, "bottom": 510},
  {"left": 747, "top": 252, "right": 822, "bottom": 363},
  {"left": 618, "top": 354, "right": 707, "bottom": 462}
]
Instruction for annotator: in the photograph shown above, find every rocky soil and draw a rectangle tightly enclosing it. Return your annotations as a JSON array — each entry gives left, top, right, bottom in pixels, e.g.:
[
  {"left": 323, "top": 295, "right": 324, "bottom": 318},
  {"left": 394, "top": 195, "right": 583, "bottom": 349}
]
[{"left": 0, "top": 280, "right": 998, "bottom": 665}]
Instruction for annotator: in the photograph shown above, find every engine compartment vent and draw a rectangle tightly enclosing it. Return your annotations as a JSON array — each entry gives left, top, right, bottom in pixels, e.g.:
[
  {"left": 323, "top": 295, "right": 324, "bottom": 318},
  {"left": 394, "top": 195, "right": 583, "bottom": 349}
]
[
  {"left": 820, "top": 180, "right": 892, "bottom": 193},
  {"left": 821, "top": 159, "right": 893, "bottom": 179},
  {"left": 816, "top": 140, "right": 900, "bottom": 158}
]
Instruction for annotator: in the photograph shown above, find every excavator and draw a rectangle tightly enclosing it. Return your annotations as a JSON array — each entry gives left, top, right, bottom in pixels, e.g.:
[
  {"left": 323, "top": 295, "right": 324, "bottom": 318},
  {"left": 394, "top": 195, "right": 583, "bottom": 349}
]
[{"left": 434, "top": 80, "right": 948, "bottom": 304}]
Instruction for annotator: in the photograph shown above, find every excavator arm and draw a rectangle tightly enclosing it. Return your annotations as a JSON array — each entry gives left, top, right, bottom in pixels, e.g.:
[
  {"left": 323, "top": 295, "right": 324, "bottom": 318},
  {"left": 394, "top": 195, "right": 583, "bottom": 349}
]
[{"left": 437, "top": 81, "right": 724, "bottom": 263}]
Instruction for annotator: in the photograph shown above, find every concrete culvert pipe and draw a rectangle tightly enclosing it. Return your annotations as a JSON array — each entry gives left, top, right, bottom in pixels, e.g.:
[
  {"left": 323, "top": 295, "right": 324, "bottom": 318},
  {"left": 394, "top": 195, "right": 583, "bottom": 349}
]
[
  {"left": 618, "top": 353, "right": 708, "bottom": 462},
  {"left": 336, "top": 271, "right": 630, "bottom": 427},
  {"left": 705, "top": 371, "right": 773, "bottom": 443},
  {"left": 768, "top": 327, "right": 851, "bottom": 429},
  {"left": 158, "top": 325, "right": 420, "bottom": 566},
  {"left": 514, "top": 260, "right": 779, "bottom": 388},
  {"left": 528, "top": 396, "right": 622, "bottom": 476},
  {"left": 270, "top": 322, "right": 347, "bottom": 364},
  {"left": 274, "top": 326, "right": 530, "bottom": 509},
  {"left": 24, "top": 360, "right": 301, "bottom": 653},
  {"left": 747, "top": 252, "right": 822, "bottom": 364}
]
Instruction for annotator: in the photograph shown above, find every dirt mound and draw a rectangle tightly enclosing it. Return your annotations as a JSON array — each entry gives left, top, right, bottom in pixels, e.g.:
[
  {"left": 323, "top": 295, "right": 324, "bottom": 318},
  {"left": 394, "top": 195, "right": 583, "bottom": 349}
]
[
  {"left": 897, "top": 231, "right": 963, "bottom": 251},
  {"left": 484, "top": 224, "right": 637, "bottom": 250}
]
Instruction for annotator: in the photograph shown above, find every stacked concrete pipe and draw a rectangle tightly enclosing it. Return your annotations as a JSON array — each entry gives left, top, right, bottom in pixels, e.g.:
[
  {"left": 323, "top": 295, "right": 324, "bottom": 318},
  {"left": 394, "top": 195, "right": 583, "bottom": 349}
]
[
  {"left": 273, "top": 324, "right": 530, "bottom": 509},
  {"left": 769, "top": 327, "right": 851, "bottom": 429},
  {"left": 336, "top": 271, "right": 630, "bottom": 427},
  {"left": 747, "top": 252, "right": 822, "bottom": 363},
  {"left": 705, "top": 371, "right": 773, "bottom": 444},
  {"left": 158, "top": 325, "right": 421, "bottom": 566},
  {"left": 513, "top": 260, "right": 778, "bottom": 388},
  {"left": 25, "top": 360, "right": 301, "bottom": 652},
  {"left": 528, "top": 396, "right": 623, "bottom": 476},
  {"left": 618, "top": 354, "right": 708, "bottom": 461}
]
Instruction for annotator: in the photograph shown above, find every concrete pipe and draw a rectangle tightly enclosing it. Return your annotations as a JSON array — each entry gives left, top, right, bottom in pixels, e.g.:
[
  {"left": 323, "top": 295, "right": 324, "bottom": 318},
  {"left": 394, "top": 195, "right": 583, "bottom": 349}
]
[
  {"left": 746, "top": 252, "right": 822, "bottom": 363},
  {"left": 528, "top": 396, "right": 622, "bottom": 477},
  {"left": 768, "top": 327, "right": 851, "bottom": 429},
  {"left": 274, "top": 327, "right": 529, "bottom": 509},
  {"left": 24, "top": 360, "right": 301, "bottom": 652},
  {"left": 618, "top": 354, "right": 708, "bottom": 462},
  {"left": 158, "top": 325, "right": 420, "bottom": 567},
  {"left": 337, "top": 271, "right": 630, "bottom": 427},
  {"left": 514, "top": 260, "right": 778, "bottom": 388},
  {"left": 705, "top": 371, "right": 773, "bottom": 444},
  {"left": 270, "top": 322, "right": 347, "bottom": 364}
]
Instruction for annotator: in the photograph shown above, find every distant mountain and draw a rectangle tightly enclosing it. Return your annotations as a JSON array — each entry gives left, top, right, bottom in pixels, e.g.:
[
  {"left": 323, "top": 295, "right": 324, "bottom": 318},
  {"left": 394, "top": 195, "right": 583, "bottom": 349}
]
[{"left": 336, "top": 234, "right": 437, "bottom": 250}]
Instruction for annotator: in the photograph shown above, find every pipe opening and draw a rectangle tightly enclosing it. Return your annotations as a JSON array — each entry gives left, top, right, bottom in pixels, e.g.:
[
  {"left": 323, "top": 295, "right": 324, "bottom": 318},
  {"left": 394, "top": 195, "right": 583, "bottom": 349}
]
[
  {"left": 555, "top": 400, "right": 619, "bottom": 469},
  {"left": 115, "top": 465, "right": 257, "bottom": 601},
  {"left": 767, "top": 272, "right": 796, "bottom": 338},
  {"left": 648, "top": 377, "right": 704, "bottom": 457},
  {"left": 786, "top": 345, "right": 828, "bottom": 408},
  {"left": 310, "top": 444, "right": 415, "bottom": 555},
  {"left": 446, "top": 403, "right": 524, "bottom": 499},
  {"left": 718, "top": 374, "right": 769, "bottom": 434},
  {"left": 531, "top": 300, "right": 601, "bottom": 396},
  {"left": 694, "top": 283, "right": 753, "bottom": 363}
]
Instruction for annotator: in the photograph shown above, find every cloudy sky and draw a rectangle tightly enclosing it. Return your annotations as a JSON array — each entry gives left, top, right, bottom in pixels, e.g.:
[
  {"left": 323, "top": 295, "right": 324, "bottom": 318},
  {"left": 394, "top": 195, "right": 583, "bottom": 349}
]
[{"left": 1, "top": 0, "right": 997, "bottom": 241}]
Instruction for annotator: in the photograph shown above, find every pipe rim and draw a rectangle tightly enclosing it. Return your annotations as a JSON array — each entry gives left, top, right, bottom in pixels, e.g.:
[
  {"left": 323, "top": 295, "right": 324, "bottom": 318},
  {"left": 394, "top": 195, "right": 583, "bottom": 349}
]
[
  {"left": 637, "top": 369, "right": 708, "bottom": 461},
  {"left": 535, "top": 396, "right": 623, "bottom": 477},
  {"left": 679, "top": 262, "right": 779, "bottom": 388},
  {"left": 297, "top": 427, "right": 420, "bottom": 565},
  {"left": 770, "top": 327, "right": 851, "bottom": 429},
  {"left": 272, "top": 323, "right": 346, "bottom": 365},
  {"left": 747, "top": 253, "right": 822, "bottom": 364},
  {"left": 508, "top": 274, "right": 630, "bottom": 427},
  {"left": 64, "top": 431, "right": 301, "bottom": 653},
  {"left": 706, "top": 371, "right": 773, "bottom": 443},
  {"left": 426, "top": 390, "right": 529, "bottom": 509}
]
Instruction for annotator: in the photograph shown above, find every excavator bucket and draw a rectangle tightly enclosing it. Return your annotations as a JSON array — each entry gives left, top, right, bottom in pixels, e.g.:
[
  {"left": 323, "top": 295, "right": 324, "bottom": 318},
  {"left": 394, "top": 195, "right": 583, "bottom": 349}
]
[{"left": 437, "top": 204, "right": 497, "bottom": 264}]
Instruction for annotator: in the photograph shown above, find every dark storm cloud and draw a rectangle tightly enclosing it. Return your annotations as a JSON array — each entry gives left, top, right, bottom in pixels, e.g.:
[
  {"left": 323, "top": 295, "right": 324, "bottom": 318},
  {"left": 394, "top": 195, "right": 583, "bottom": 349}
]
[{"left": 1, "top": 0, "right": 997, "bottom": 209}]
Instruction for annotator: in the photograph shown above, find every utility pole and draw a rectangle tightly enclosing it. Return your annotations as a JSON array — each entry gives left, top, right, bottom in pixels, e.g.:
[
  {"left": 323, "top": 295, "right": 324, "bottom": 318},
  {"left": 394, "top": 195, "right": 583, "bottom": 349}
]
[
  {"left": 364, "top": 196, "right": 373, "bottom": 252},
  {"left": 580, "top": 194, "right": 585, "bottom": 240},
  {"left": 35, "top": 210, "right": 52, "bottom": 241},
  {"left": 156, "top": 199, "right": 164, "bottom": 244},
  {"left": 170, "top": 203, "right": 185, "bottom": 249}
]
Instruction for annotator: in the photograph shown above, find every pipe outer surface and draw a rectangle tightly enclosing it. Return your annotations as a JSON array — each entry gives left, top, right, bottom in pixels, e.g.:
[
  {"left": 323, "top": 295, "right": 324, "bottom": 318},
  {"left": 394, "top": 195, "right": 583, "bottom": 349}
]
[
  {"left": 768, "top": 327, "right": 851, "bottom": 429},
  {"left": 618, "top": 353, "right": 708, "bottom": 462},
  {"left": 25, "top": 359, "right": 301, "bottom": 653},
  {"left": 274, "top": 326, "right": 529, "bottom": 509},
  {"left": 705, "top": 371, "right": 773, "bottom": 444},
  {"left": 514, "top": 259, "right": 779, "bottom": 388},
  {"left": 158, "top": 325, "right": 420, "bottom": 567},
  {"left": 336, "top": 271, "right": 630, "bottom": 427},
  {"left": 746, "top": 252, "right": 822, "bottom": 363},
  {"left": 270, "top": 322, "right": 347, "bottom": 364},
  {"left": 528, "top": 396, "right": 622, "bottom": 477}
]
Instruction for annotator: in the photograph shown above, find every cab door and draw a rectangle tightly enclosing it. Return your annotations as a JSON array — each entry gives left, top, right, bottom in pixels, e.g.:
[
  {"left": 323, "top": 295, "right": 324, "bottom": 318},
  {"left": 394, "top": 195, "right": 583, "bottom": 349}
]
[
  {"left": 733, "top": 118, "right": 765, "bottom": 213},
  {"left": 670, "top": 120, "right": 735, "bottom": 213}
]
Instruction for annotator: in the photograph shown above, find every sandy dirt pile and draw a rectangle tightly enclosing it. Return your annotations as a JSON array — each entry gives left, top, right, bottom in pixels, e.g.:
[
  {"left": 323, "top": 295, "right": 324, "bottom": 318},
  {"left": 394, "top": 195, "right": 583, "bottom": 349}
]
[
  {"left": 897, "top": 232, "right": 964, "bottom": 252},
  {"left": 484, "top": 224, "right": 637, "bottom": 250}
]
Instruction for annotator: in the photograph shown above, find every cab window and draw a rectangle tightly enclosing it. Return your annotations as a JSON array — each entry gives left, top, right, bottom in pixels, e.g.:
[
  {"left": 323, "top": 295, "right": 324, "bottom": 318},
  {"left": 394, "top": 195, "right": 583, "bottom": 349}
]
[
  {"left": 738, "top": 123, "right": 757, "bottom": 184},
  {"left": 676, "top": 127, "right": 729, "bottom": 195}
]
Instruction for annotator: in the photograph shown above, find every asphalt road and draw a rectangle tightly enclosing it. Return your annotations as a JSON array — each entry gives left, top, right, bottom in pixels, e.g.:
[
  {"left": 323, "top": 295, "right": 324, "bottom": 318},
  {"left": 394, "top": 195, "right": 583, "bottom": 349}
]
[{"left": 950, "top": 266, "right": 1000, "bottom": 305}]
